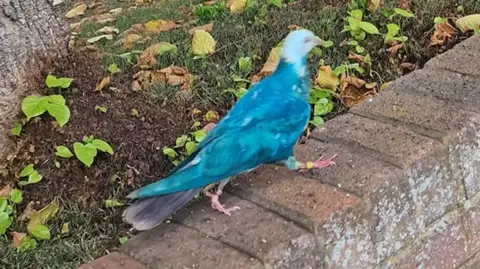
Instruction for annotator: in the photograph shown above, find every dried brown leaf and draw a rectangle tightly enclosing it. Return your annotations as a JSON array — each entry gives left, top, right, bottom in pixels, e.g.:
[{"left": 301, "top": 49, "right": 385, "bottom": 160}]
[
  {"left": 386, "top": 43, "right": 404, "bottom": 54},
  {"left": 315, "top": 66, "right": 340, "bottom": 90},
  {"left": 430, "top": 21, "right": 458, "bottom": 47},
  {"left": 11, "top": 232, "right": 27, "bottom": 248},
  {"left": 0, "top": 185, "right": 12, "bottom": 198},
  {"left": 95, "top": 76, "right": 111, "bottom": 92},
  {"left": 188, "top": 23, "right": 214, "bottom": 35}
]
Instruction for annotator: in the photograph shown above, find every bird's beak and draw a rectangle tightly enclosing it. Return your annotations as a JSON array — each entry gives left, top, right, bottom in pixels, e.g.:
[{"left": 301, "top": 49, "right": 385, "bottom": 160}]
[{"left": 308, "top": 36, "right": 324, "bottom": 46}]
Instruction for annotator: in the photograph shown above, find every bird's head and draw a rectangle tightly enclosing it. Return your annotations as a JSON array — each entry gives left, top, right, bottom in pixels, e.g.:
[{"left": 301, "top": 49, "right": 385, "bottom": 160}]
[{"left": 280, "top": 29, "right": 323, "bottom": 64}]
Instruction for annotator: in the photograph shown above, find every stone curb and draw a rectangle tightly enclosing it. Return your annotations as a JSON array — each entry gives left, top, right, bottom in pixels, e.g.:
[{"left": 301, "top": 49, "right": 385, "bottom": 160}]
[{"left": 79, "top": 35, "right": 480, "bottom": 269}]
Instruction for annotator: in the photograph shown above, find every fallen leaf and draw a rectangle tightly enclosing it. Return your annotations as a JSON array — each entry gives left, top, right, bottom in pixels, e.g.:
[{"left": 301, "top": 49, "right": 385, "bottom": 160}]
[
  {"left": 27, "top": 200, "right": 59, "bottom": 235},
  {"left": 116, "top": 33, "right": 143, "bottom": 49},
  {"left": 192, "top": 30, "right": 216, "bottom": 56},
  {"left": 20, "top": 201, "right": 37, "bottom": 222},
  {"left": 137, "top": 42, "right": 177, "bottom": 68},
  {"left": 315, "top": 66, "right": 340, "bottom": 90},
  {"left": 204, "top": 110, "right": 220, "bottom": 122},
  {"left": 455, "top": 14, "right": 480, "bottom": 33},
  {"left": 386, "top": 43, "right": 404, "bottom": 54},
  {"left": 132, "top": 80, "right": 142, "bottom": 91},
  {"left": 400, "top": 62, "right": 417, "bottom": 71},
  {"left": 368, "top": 0, "right": 382, "bottom": 12},
  {"left": 95, "top": 77, "right": 111, "bottom": 92},
  {"left": 381, "top": 81, "right": 392, "bottom": 91},
  {"left": 109, "top": 8, "right": 123, "bottom": 15},
  {"left": 251, "top": 46, "right": 282, "bottom": 82},
  {"left": 339, "top": 75, "right": 377, "bottom": 107},
  {"left": 144, "top": 19, "right": 179, "bottom": 35},
  {"left": 430, "top": 21, "right": 458, "bottom": 47},
  {"left": 188, "top": 23, "right": 214, "bottom": 35},
  {"left": 61, "top": 222, "right": 70, "bottom": 234},
  {"left": 133, "top": 66, "right": 195, "bottom": 91},
  {"left": 53, "top": 0, "right": 64, "bottom": 6},
  {"left": 87, "top": 34, "right": 113, "bottom": 44},
  {"left": 65, "top": 3, "right": 87, "bottom": 18},
  {"left": 95, "top": 26, "right": 119, "bottom": 35},
  {"left": 230, "top": 0, "right": 247, "bottom": 13},
  {"left": 399, "top": 0, "right": 410, "bottom": 10},
  {"left": 0, "top": 185, "right": 12, "bottom": 198},
  {"left": 348, "top": 52, "right": 365, "bottom": 63},
  {"left": 287, "top": 24, "right": 302, "bottom": 31},
  {"left": 11, "top": 232, "right": 27, "bottom": 248}
]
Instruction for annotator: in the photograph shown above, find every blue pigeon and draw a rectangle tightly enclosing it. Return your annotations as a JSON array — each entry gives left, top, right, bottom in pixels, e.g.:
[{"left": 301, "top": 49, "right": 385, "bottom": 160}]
[{"left": 123, "top": 29, "right": 337, "bottom": 231}]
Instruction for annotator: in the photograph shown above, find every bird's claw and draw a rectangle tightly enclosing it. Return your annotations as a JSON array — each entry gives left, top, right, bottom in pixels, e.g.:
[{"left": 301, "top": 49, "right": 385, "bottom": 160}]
[
  {"left": 206, "top": 190, "right": 241, "bottom": 216},
  {"left": 299, "top": 154, "right": 337, "bottom": 172}
]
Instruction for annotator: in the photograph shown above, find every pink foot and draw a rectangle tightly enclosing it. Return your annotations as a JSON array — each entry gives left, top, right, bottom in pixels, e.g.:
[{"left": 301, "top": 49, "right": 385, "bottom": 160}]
[
  {"left": 300, "top": 154, "right": 338, "bottom": 171},
  {"left": 205, "top": 191, "right": 240, "bottom": 216}
]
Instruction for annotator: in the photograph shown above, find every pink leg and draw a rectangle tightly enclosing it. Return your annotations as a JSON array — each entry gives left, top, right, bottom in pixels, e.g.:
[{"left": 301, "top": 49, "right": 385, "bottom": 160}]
[
  {"left": 299, "top": 154, "right": 337, "bottom": 171},
  {"left": 204, "top": 190, "right": 241, "bottom": 216}
]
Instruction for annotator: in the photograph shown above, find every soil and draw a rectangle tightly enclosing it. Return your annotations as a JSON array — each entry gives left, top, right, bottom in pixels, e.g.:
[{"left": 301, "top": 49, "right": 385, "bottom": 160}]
[{"left": 0, "top": 52, "right": 206, "bottom": 212}]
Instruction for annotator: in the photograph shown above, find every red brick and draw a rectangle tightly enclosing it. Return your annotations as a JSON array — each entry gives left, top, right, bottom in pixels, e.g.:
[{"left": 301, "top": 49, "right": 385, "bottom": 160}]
[
  {"left": 231, "top": 165, "right": 360, "bottom": 230},
  {"left": 78, "top": 252, "right": 146, "bottom": 269},
  {"left": 120, "top": 222, "right": 263, "bottom": 269},
  {"left": 174, "top": 194, "right": 319, "bottom": 268}
]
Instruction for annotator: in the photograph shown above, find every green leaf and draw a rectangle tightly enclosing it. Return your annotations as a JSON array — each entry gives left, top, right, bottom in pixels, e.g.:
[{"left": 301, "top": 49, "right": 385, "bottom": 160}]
[
  {"left": 162, "top": 147, "right": 178, "bottom": 159},
  {"left": 347, "top": 40, "right": 358, "bottom": 46},
  {"left": 45, "top": 75, "right": 73, "bottom": 89},
  {"left": 73, "top": 142, "right": 97, "bottom": 167},
  {"left": 269, "top": 0, "right": 282, "bottom": 8},
  {"left": 19, "top": 171, "right": 43, "bottom": 186},
  {"left": 10, "top": 189, "right": 23, "bottom": 204},
  {"left": 92, "top": 139, "right": 114, "bottom": 155},
  {"left": 192, "top": 130, "right": 207, "bottom": 142},
  {"left": 310, "top": 46, "right": 323, "bottom": 57},
  {"left": 0, "top": 212, "right": 12, "bottom": 235},
  {"left": 434, "top": 16, "right": 447, "bottom": 24},
  {"left": 11, "top": 122, "right": 22, "bottom": 136},
  {"left": 95, "top": 105, "right": 108, "bottom": 113},
  {"left": 359, "top": 21, "right": 380, "bottom": 34},
  {"left": 55, "top": 146, "right": 73, "bottom": 158},
  {"left": 309, "top": 116, "right": 324, "bottom": 127},
  {"left": 185, "top": 141, "right": 197, "bottom": 155},
  {"left": 238, "top": 57, "right": 252, "bottom": 74},
  {"left": 20, "top": 164, "right": 35, "bottom": 177},
  {"left": 54, "top": 161, "right": 61, "bottom": 168},
  {"left": 385, "top": 23, "right": 400, "bottom": 42},
  {"left": 83, "top": 135, "right": 95, "bottom": 143},
  {"left": 314, "top": 98, "right": 334, "bottom": 116},
  {"left": 321, "top": 40, "right": 334, "bottom": 48},
  {"left": 191, "top": 121, "right": 202, "bottom": 130},
  {"left": 119, "top": 236, "right": 129, "bottom": 244},
  {"left": 17, "top": 236, "right": 37, "bottom": 252},
  {"left": 175, "top": 135, "right": 189, "bottom": 148},
  {"left": 131, "top": 108, "right": 139, "bottom": 117},
  {"left": 105, "top": 199, "right": 124, "bottom": 208},
  {"left": 47, "top": 95, "right": 66, "bottom": 105},
  {"left": 21, "top": 96, "right": 48, "bottom": 120},
  {"left": 27, "top": 200, "right": 59, "bottom": 233},
  {"left": 108, "top": 63, "right": 120, "bottom": 74},
  {"left": 355, "top": 45, "right": 365, "bottom": 53},
  {"left": 349, "top": 9, "right": 363, "bottom": 20},
  {"left": 394, "top": 8, "right": 415, "bottom": 18},
  {"left": 0, "top": 199, "right": 7, "bottom": 213},
  {"left": 47, "top": 102, "right": 70, "bottom": 127},
  {"left": 30, "top": 224, "right": 50, "bottom": 240}
]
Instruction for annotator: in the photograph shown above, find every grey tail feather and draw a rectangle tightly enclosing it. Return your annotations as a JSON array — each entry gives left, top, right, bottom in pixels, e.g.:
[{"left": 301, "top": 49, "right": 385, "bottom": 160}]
[{"left": 122, "top": 188, "right": 201, "bottom": 231}]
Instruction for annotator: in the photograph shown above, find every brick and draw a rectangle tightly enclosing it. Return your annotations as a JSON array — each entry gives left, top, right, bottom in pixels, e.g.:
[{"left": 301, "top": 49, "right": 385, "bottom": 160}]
[
  {"left": 424, "top": 35, "right": 480, "bottom": 76},
  {"left": 78, "top": 252, "right": 146, "bottom": 269},
  {"left": 120, "top": 222, "right": 263, "bottom": 269},
  {"left": 174, "top": 194, "right": 319, "bottom": 269},
  {"left": 390, "top": 68, "right": 480, "bottom": 114},
  {"left": 312, "top": 114, "right": 444, "bottom": 169},
  {"left": 293, "top": 139, "right": 402, "bottom": 196},
  {"left": 230, "top": 165, "right": 360, "bottom": 230}
]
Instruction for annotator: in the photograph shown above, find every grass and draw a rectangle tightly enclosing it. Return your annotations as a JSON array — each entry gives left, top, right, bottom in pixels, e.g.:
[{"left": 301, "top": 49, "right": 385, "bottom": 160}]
[{"left": 2, "top": 0, "right": 480, "bottom": 268}]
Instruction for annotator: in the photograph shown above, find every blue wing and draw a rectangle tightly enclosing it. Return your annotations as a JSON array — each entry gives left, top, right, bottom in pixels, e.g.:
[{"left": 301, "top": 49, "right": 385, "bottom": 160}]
[{"left": 129, "top": 75, "right": 311, "bottom": 199}]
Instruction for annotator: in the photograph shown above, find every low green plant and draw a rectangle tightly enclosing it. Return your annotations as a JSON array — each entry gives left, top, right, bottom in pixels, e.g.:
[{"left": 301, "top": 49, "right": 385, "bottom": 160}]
[
  {"left": 18, "top": 164, "right": 43, "bottom": 186},
  {"left": 163, "top": 121, "right": 208, "bottom": 166},
  {"left": 342, "top": 9, "right": 380, "bottom": 41},
  {"left": 194, "top": 1, "right": 226, "bottom": 22},
  {"left": 72, "top": 136, "right": 114, "bottom": 167},
  {"left": 308, "top": 87, "right": 335, "bottom": 127},
  {"left": 45, "top": 74, "right": 73, "bottom": 90},
  {"left": 21, "top": 95, "right": 71, "bottom": 127}
]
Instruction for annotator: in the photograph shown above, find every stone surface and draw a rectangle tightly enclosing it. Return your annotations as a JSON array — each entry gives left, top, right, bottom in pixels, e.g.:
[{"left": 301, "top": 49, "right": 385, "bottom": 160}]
[
  {"left": 174, "top": 193, "right": 319, "bottom": 269},
  {"left": 78, "top": 252, "right": 146, "bottom": 269},
  {"left": 425, "top": 35, "right": 480, "bottom": 76},
  {"left": 120, "top": 222, "right": 263, "bottom": 269},
  {"left": 231, "top": 165, "right": 360, "bottom": 230}
]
